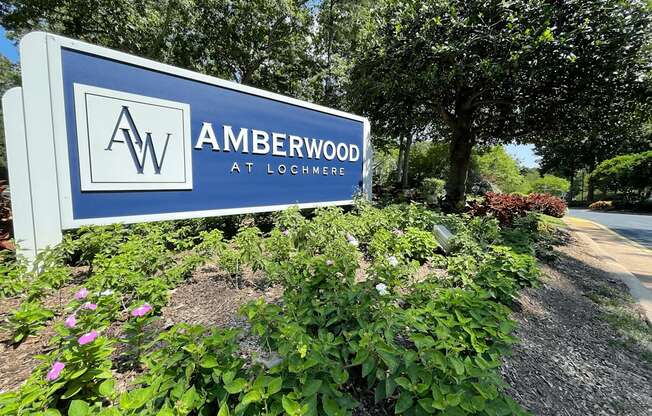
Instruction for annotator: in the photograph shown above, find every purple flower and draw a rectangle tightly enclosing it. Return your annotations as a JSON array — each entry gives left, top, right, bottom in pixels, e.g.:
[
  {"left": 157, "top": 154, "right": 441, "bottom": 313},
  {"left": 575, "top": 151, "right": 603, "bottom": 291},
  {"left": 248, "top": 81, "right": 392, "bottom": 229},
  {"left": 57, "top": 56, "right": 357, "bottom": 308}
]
[
  {"left": 64, "top": 315, "right": 76, "bottom": 328},
  {"left": 78, "top": 330, "right": 98, "bottom": 345},
  {"left": 325, "top": 259, "right": 334, "bottom": 266},
  {"left": 46, "top": 361, "right": 65, "bottom": 381},
  {"left": 282, "top": 229, "right": 290, "bottom": 236},
  {"left": 82, "top": 302, "right": 97, "bottom": 311},
  {"left": 392, "top": 229, "right": 404, "bottom": 236},
  {"left": 75, "top": 288, "right": 89, "bottom": 300},
  {"left": 131, "top": 303, "right": 153, "bottom": 318}
]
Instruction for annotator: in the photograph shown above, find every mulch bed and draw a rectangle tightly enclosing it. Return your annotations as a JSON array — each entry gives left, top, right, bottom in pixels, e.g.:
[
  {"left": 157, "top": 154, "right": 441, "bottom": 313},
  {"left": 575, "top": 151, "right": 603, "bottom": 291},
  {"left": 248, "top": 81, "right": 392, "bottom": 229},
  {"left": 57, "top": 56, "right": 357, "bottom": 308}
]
[{"left": 501, "top": 233, "right": 652, "bottom": 415}]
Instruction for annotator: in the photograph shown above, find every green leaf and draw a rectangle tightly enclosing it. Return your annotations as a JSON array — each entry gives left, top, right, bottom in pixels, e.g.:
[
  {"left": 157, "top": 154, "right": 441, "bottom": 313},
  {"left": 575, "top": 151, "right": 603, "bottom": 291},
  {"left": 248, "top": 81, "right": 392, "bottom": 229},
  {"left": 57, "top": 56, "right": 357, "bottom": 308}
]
[
  {"left": 322, "top": 395, "right": 341, "bottom": 416},
  {"left": 302, "top": 379, "right": 322, "bottom": 397},
  {"left": 217, "top": 402, "right": 230, "bottom": 416},
  {"left": 67, "top": 400, "right": 90, "bottom": 416},
  {"left": 225, "top": 378, "right": 247, "bottom": 394},
  {"left": 241, "top": 390, "right": 262, "bottom": 406},
  {"left": 394, "top": 376, "right": 412, "bottom": 390},
  {"left": 394, "top": 392, "right": 414, "bottom": 414},
  {"left": 98, "top": 379, "right": 115, "bottom": 397},
  {"left": 268, "top": 377, "right": 283, "bottom": 396},
  {"left": 200, "top": 355, "right": 219, "bottom": 368},
  {"left": 282, "top": 395, "right": 301, "bottom": 415}
]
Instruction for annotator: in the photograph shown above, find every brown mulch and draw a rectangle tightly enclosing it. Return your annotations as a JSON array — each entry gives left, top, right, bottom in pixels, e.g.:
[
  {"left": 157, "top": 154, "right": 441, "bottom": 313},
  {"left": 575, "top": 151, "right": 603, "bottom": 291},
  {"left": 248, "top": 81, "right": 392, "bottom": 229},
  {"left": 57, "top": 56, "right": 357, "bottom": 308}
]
[
  {"left": 0, "top": 286, "right": 81, "bottom": 393},
  {"left": 160, "top": 264, "right": 283, "bottom": 329},
  {"left": 501, "top": 233, "right": 652, "bottom": 416}
]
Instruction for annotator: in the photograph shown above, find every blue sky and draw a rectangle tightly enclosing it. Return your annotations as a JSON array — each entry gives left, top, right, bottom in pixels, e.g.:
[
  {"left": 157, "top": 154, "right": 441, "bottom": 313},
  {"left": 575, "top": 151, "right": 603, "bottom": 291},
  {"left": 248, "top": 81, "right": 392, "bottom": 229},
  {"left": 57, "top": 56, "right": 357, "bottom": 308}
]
[
  {"left": 505, "top": 144, "right": 539, "bottom": 168},
  {"left": 0, "top": 27, "right": 19, "bottom": 62},
  {"left": 0, "top": 27, "right": 539, "bottom": 168}
]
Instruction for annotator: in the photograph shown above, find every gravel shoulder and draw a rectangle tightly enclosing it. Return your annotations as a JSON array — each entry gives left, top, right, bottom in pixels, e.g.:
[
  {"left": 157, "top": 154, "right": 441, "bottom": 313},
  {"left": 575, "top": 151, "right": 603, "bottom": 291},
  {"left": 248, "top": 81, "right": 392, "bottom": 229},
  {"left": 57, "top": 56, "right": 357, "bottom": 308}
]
[{"left": 501, "top": 232, "right": 652, "bottom": 416}]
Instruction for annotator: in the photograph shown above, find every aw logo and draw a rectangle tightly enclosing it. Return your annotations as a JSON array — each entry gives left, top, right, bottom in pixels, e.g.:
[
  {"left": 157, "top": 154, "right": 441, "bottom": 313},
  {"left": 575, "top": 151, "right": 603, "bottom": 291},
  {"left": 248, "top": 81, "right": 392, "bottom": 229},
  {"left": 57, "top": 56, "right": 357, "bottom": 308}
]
[
  {"left": 74, "top": 83, "right": 193, "bottom": 191},
  {"left": 106, "top": 106, "right": 171, "bottom": 175}
]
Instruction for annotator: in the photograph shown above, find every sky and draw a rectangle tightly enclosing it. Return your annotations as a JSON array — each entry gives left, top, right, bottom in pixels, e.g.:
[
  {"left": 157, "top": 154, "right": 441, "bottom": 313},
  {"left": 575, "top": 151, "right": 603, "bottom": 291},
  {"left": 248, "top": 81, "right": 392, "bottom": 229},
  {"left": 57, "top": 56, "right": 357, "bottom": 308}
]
[
  {"left": 505, "top": 144, "right": 539, "bottom": 169},
  {"left": 0, "top": 27, "right": 19, "bottom": 62},
  {"left": 0, "top": 27, "right": 540, "bottom": 168}
]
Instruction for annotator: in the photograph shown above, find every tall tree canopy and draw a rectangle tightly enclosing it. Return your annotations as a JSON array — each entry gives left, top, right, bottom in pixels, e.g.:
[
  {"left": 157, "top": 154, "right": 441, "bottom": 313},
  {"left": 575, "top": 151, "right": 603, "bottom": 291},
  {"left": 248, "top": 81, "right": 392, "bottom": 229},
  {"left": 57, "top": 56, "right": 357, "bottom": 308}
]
[
  {"left": 0, "top": 0, "right": 317, "bottom": 97},
  {"left": 350, "top": 0, "right": 652, "bottom": 211}
]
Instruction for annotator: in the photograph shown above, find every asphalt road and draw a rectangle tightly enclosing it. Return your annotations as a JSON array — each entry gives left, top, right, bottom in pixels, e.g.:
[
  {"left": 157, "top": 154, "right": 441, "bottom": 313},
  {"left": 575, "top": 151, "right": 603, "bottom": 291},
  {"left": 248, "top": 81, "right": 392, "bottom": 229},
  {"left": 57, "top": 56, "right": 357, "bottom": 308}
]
[{"left": 567, "top": 209, "right": 652, "bottom": 249}]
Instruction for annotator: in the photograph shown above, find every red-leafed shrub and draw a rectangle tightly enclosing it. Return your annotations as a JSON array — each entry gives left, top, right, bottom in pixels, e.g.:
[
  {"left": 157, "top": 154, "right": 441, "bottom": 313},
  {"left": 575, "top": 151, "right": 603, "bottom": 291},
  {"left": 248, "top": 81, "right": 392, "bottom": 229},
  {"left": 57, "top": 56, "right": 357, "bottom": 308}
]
[
  {"left": 468, "top": 192, "right": 529, "bottom": 226},
  {"left": 468, "top": 192, "right": 566, "bottom": 226},
  {"left": 525, "top": 193, "right": 567, "bottom": 218}
]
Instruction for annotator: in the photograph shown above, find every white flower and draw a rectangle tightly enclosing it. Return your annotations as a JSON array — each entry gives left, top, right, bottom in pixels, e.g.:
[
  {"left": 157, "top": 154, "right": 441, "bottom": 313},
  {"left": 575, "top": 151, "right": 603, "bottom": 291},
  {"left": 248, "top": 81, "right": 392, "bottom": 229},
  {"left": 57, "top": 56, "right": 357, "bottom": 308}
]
[
  {"left": 346, "top": 234, "right": 359, "bottom": 247},
  {"left": 388, "top": 256, "right": 399, "bottom": 267},
  {"left": 99, "top": 289, "right": 114, "bottom": 296},
  {"left": 326, "top": 259, "right": 334, "bottom": 266},
  {"left": 375, "top": 283, "right": 389, "bottom": 296}
]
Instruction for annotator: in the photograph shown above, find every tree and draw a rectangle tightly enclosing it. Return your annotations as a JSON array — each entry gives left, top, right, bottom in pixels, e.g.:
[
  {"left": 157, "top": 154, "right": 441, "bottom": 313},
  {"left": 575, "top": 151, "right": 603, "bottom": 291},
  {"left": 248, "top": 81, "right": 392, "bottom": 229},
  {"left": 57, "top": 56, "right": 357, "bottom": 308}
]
[
  {"left": 530, "top": 175, "right": 570, "bottom": 198},
  {"left": 590, "top": 151, "right": 652, "bottom": 202},
  {"left": 0, "top": 0, "right": 316, "bottom": 97},
  {"left": 475, "top": 147, "right": 527, "bottom": 194},
  {"left": 350, "top": 0, "right": 652, "bottom": 211}
]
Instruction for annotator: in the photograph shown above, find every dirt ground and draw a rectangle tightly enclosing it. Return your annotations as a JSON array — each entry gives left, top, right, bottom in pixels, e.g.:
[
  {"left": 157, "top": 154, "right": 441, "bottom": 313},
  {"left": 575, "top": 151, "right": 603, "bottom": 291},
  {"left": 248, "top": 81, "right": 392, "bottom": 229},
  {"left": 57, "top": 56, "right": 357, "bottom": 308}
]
[{"left": 501, "top": 232, "right": 652, "bottom": 416}]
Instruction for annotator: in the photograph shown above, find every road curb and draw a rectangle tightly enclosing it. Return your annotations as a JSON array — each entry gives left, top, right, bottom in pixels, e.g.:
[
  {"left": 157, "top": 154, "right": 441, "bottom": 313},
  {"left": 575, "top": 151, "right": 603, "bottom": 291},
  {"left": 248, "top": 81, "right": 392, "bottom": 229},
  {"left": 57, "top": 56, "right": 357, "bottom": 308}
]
[
  {"left": 566, "top": 216, "right": 652, "bottom": 254},
  {"left": 571, "top": 227, "right": 652, "bottom": 325}
]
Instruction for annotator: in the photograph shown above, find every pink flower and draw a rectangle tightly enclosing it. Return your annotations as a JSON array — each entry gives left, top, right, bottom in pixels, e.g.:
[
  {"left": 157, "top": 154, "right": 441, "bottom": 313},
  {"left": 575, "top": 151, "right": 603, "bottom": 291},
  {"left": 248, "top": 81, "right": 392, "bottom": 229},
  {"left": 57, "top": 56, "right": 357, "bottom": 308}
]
[
  {"left": 46, "top": 361, "right": 65, "bottom": 381},
  {"left": 78, "top": 330, "right": 98, "bottom": 345},
  {"left": 392, "top": 228, "right": 404, "bottom": 236},
  {"left": 75, "top": 288, "right": 89, "bottom": 300},
  {"left": 82, "top": 302, "right": 97, "bottom": 310},
  {"left": 64, "top": 315, "right": 76, "bottom": 328},
  {"left": 131, "top": 303, "right": 153, "bottom": 318},
  {"left": 282, "top": 229, "right": 290, "bottom": 236}
]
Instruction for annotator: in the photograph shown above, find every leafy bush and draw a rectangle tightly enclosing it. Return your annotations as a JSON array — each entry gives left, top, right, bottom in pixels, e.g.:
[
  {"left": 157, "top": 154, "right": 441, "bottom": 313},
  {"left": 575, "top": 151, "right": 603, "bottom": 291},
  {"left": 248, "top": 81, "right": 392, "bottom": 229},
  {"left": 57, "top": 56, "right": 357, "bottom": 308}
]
[
  {"left": 529, "top": 175, "right": 570, "bottom": 197},
  {"left": 0, "top": 202, "right": 554, "bottom": 415},
  {"left": 588, "top": 200, "right": 615, "bottom": 211},
  {"left": 418, "top": 177, "right": 445, "bottom": 205},
  {"left": 590, "top": 150, "right": 652, "bottom": 202},
  {"left": 469, "top": 192, "right": 566, "bottom": 225},
  {"left": 3, "top": 301, "right": 54, "bottom": 345},
  {"left": 525, "top": 193, "right": 566, "bottom": 218}
]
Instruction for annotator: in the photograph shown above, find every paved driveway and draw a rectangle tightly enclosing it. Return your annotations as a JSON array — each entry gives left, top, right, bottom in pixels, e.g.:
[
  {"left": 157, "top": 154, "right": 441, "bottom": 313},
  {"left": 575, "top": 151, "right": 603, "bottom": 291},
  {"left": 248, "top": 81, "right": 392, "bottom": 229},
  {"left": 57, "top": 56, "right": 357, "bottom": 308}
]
[{"left": 567, "top": 209, "right": 652, "bottom": 249}]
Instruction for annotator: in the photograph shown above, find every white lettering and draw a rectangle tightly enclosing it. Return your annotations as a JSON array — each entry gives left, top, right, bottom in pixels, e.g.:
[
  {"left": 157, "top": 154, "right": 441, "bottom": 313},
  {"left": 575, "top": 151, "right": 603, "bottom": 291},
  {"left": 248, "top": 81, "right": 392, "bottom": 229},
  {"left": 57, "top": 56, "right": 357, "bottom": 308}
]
[
  {"left": 312, "top": 166, "right": 320, "bottom": 174},
  {"left": 224, "top": 126, "right": 249, "bottom": 153},
  {"left": 290, "top": 165, "right": 298, "bottom": 175},
  {"left": 245, "top": 162, "right": 253, "bottom": 173},
  {"left": 278, "top": 164, "right": 287, "bottom": 174},
  {"left": 267, "top": 164, "right": 273, "bottom": 174},
  {"left": 339, "top": 168, "right": 345, "bottom": 176},
  {"left": 289, "top": 135, "right": 304, "bottom": 158},
  {"left": 302, "top": 166, "right": 309, "bottom": 174},
  {"left": 304, "top": 138, "right": 323, "bottom": 159},
  {"left": 336, "top": 143, "right": 349, "bottom": 161},
  {"left": 349, "top": 144, "right": 360, "bottom": 162},
  {"left": 195, "top": 122, "right": 219, "bottom": 150},
  {"left": 272, "top": 133, "right": 287, "bottom": 156},
  {"left": 231, "top": 162, "right": 240, "bottom": 173},
  {"left": 323, "top": 141, "right": 336, "bottom": 161},
  {"left": 253, "top": 130, "right": 270, "bottom": 154}
]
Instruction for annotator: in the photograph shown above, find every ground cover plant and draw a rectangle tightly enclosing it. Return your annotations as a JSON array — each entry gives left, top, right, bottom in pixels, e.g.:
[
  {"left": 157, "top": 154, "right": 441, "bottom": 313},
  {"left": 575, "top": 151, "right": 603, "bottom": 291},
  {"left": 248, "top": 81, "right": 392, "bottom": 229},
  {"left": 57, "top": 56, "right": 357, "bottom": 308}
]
[{"left": 0, "top": 201, "right": 560, "bottom": 415}]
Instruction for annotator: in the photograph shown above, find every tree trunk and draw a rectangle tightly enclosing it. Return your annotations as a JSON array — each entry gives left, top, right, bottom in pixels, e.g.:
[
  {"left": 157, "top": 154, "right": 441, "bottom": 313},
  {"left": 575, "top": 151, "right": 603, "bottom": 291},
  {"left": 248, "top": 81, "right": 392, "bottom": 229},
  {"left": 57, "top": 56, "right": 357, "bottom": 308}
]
[
  {"left": 396, "top": 137, "right": 405, "bottom": 184},
  {"left": 444, "top": 126, "right": 474, "bottom": 212},
  {"left": 401, "top": 135, "right": 413, "bottom": 189}
]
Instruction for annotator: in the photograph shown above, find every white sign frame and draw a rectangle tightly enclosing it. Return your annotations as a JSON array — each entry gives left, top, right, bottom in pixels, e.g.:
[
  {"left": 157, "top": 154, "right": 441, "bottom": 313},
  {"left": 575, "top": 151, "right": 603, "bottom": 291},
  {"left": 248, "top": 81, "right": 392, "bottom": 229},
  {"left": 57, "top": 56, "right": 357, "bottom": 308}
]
[{"left": 4, "top": 31, "right": 372, "bottom": 261}]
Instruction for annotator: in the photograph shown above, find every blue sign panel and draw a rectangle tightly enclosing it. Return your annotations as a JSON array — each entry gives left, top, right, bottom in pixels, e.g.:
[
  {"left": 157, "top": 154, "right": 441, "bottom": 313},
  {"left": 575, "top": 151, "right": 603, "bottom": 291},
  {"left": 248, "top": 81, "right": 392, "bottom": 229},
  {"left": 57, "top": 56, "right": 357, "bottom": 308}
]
[{"left": 60, "top": 48, "right": 366, "bottom": 220}]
